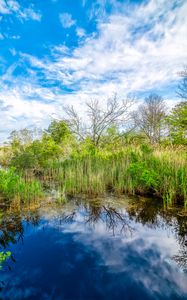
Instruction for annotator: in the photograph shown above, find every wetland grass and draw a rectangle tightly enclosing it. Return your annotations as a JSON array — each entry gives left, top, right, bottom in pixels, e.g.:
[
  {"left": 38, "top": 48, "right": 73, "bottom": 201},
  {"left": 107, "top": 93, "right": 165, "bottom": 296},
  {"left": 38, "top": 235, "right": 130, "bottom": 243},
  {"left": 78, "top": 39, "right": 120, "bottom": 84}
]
[
  {"left": 0, "top": 168, "right": 44, "bottom": 202},
  {"left": 45, "top": 147, "right": 187, "bottom": 206}
]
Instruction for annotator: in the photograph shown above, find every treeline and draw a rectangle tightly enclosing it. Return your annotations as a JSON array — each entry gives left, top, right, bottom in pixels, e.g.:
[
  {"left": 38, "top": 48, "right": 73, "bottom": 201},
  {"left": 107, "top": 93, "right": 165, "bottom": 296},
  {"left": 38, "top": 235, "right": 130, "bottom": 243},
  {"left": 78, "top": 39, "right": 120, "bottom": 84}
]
[
  {"left": 0, "top": 67, "right": 186, "bottom": 204},
  {"left": 1, "top": 94, "right": 186, "bottom": 170}
]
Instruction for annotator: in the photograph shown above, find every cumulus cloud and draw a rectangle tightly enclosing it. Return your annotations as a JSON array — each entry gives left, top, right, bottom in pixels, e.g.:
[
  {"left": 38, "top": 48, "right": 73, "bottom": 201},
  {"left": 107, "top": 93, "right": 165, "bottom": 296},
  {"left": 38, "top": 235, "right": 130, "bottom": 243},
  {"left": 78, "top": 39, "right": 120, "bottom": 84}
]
[
  {"left": 0, "top": 63, "right": 60, "bottom": 141},
  {"left": 59, "top": 13, "right": 76, "bottom": 28},
  {"left": 21, "top": 0, "right": 187, "bottom": 100},
  {"left": 0, "top": 87, "right": 57, "bottom": 141},
  {"left": 1, "top": 0, "right": 187, "bottom": 141}
]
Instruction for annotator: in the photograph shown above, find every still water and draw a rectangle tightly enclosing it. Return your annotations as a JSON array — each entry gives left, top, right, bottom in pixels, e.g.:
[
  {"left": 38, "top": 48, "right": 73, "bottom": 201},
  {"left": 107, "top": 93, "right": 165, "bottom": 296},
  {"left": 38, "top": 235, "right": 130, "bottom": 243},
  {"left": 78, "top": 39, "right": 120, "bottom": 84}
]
[{"left": 0, "top": 196, "right": 187, "bottom": 300}]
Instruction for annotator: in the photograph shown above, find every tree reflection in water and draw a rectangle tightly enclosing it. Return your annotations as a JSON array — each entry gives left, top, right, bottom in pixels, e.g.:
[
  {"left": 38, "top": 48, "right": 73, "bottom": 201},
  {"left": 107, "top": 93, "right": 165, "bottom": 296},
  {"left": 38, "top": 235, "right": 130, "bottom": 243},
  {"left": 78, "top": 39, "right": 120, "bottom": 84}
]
[
  {"left": 0, "top": 202, "right": 40, "bottom": 249},
  {"left": 125, "top": 197, "right": 187, "bottom": 272},
  {"left": 173, "top": 247, "right": 187, "bottom": 272},
  {"left": 0, "top": 196, "right": 187, "bottom": 272},
  {"left": 60, "top": 201, "right": 134, "bottom": 236}
]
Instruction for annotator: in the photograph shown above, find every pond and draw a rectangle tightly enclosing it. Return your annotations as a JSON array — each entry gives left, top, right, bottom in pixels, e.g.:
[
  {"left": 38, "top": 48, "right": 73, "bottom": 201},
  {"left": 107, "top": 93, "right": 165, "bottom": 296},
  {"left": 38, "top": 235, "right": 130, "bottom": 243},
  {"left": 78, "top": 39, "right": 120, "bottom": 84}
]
[{"left": 0, "top": 195, "right": 187, "bottom": 300}]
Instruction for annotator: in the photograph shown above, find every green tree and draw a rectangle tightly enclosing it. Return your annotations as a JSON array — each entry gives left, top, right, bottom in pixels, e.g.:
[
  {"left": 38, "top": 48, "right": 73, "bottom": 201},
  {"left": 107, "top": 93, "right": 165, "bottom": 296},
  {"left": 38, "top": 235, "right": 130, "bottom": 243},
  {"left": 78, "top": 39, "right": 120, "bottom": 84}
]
[
  {"left": 167, "top": 101, "right": 187, "bottom": 145},
  {"left": 46, "top": 120, "right": 72, "bottom": 144},
  {"left": 11, "top": 134, "right": 62, "bottom": 170}
]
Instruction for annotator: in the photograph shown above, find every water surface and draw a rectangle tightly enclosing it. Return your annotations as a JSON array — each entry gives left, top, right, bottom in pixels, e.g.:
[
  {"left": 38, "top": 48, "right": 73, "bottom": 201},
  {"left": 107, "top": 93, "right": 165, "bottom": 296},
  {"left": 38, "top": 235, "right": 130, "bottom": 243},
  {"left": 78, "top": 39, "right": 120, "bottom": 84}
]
[{"left": 0, "top": 196, "right": 187, "bottom": 300}]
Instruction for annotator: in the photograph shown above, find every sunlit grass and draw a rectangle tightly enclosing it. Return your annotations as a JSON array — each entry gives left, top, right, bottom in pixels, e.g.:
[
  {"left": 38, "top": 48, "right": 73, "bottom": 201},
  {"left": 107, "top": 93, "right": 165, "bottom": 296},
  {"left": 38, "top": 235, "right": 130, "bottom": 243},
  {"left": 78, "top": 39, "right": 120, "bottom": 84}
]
[
  {"left": 0, "top": 168, "right": 44, "bottom": 202},
  {"left": 43, "top": 146, "right": 187, "bottom": 207}
]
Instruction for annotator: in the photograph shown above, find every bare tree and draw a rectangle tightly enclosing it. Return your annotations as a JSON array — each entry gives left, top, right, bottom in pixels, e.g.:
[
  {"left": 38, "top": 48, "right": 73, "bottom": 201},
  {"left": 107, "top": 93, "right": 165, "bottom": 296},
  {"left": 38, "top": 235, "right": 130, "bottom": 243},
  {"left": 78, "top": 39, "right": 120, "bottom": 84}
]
[
  {"left": 64, "top": 105, "right": 87, "bottom": 141},
  {"left": 64, "top": 94, "right": 134, "bottom": 147},
  {"left": 177, "top": 66, "right": 187, "bottom": 100},
  {"left": 134, "top": 94, "right": 166, "bottom": 144},
  {"left": 60, "top": 202, "right": 134, "bottom": 236}
]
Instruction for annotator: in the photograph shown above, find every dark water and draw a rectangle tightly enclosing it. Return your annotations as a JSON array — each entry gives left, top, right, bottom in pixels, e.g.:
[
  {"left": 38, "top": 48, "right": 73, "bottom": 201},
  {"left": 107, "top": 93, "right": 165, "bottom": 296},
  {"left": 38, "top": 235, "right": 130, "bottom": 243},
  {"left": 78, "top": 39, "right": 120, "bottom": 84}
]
[{"left": 0, "top": 196, "right": 187, "bottom": 300}]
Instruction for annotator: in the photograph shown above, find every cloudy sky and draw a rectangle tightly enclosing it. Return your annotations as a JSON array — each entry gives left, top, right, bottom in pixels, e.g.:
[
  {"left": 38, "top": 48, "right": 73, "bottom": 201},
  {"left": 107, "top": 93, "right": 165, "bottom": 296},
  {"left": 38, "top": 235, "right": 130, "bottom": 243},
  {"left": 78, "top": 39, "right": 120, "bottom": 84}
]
[{"left": 0, "top": 0, "right": 187, "bottom": 141}]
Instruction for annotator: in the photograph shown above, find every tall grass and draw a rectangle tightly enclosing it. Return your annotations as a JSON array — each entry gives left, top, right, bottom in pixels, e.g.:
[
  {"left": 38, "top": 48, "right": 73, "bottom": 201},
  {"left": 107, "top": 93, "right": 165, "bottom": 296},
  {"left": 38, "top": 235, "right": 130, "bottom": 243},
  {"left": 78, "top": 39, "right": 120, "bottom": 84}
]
[
  {"left": 0, "top": 168, "right": 43, "bottom": 202},
  {"left": 43, "top": 146, "right": 187, "bottom": 206},
  {"left": 5, "top": 145, "right": 186, "bottom": 207}
]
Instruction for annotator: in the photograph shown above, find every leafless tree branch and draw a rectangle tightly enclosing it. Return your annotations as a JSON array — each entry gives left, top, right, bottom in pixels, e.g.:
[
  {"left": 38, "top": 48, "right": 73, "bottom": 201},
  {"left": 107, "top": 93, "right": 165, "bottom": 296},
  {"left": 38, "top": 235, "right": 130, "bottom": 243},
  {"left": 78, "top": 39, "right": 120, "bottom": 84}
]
[{"left": 64, "top": 94, "right": 134, "bottom": 146}]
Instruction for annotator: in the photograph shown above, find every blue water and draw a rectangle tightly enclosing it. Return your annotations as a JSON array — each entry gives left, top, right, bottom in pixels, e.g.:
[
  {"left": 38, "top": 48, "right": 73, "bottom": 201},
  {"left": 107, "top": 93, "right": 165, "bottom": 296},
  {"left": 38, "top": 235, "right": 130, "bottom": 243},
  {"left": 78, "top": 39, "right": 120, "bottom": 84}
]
[{"left": 0, "top": 197, "right": 187, "bottom": 300}]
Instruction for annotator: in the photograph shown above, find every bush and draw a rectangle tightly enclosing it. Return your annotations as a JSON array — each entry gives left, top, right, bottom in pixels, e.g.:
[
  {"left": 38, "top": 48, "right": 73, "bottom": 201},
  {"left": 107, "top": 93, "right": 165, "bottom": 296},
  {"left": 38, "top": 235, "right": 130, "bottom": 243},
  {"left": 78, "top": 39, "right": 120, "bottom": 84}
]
[{"left": 0, "top": 168, "right": 43, "bottom": 201}]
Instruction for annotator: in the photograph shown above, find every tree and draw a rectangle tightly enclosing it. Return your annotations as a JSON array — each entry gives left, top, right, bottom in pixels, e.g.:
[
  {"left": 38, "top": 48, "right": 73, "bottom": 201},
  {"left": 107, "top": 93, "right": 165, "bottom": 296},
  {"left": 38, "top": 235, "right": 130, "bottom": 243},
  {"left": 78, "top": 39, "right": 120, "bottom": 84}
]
[
  {"left": 134, "top": 94, "right": 166, "bottom": 144},
  {"left": 64, "top": 94, "right": 134, "bottom": 147},
  {"left": 166, "top": 101, "right": 187, "bottom": 145},
  {"left": 9, "top": 128, "right": 33, "bottom": 149},
  {"left": 177, "top": 66, "right": 187, "bottom": 100},
  {"left": 8, "top": 128, "right": 42, "bottom": 151},
  {"left": 46, "top": 120, "right": 72, "bottom": 144},
  {"left": 11, "top": 134, "right": 62, "bottom": 170}
]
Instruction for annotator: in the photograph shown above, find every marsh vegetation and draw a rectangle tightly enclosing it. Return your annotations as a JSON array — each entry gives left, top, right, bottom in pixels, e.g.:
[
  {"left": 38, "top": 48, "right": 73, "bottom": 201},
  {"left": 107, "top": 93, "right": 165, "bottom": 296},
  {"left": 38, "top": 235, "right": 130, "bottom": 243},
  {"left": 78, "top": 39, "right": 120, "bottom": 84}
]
[
  {"left": 0, "top": 93, "right": 187, "bottom": 207},
  {"left": 0, "top": 69, "right": 186, "bottom": 299},
  {"left": 0, "top": 68, "right": 186, "bottom": 207}
]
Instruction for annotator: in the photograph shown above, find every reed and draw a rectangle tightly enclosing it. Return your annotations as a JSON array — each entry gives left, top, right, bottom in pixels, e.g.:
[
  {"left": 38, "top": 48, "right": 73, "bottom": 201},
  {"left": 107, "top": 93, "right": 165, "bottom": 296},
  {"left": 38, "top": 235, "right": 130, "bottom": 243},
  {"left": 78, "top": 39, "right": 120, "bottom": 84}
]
[
  {"left": 3, "top": 145, "right": 186, "bottom": 207},
  {"left": 45, "top": 146, "right": 187, "bottom": 206}
]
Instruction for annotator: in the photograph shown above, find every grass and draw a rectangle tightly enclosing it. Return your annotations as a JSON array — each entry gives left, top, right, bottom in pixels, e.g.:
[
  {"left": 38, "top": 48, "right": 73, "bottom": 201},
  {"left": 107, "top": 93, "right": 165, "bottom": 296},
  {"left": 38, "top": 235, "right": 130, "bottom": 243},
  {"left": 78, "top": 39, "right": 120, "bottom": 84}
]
[
  {"left": 0, "top": 168, "right": 44, "bottom": 202},
  {"left": 1, "top": 145, "right": 187, "bottom": 207},
  {"left": 42, "top": 145, "right": 187, "bottom": 207}
]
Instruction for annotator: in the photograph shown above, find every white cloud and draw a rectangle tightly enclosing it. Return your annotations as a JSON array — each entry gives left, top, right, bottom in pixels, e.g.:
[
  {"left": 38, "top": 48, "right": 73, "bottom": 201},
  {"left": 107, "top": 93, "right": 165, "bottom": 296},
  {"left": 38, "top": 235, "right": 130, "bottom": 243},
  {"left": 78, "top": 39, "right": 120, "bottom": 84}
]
[
  {"left": 0, "top": 62, "right": 79, "bottom": 141},
  {"left": 59, "top": 13, "right": 76, "bottom": 28},
  {"left": 0, "top": 0, "right": 42, "bottom": 22},
  {"left": 18, "top": 7, "right": 42, "bottom": 22},
  {"left": 0, "top": 0, "right": 10, "bottom": 14},
  {"left": 76, "top": 27, "right": 86, "bottom": 38},
  {"left": 0, "top": 87, "right": 57, "bottom": 142},
  {"left": 1, "top": 0, "right": 187, "bottom": 141},
  {"left": 23, "top": 0, "right": 187, "bottom": 100},
  {"left": 9, "top": 48, "right": 16, "bottom": 56}
]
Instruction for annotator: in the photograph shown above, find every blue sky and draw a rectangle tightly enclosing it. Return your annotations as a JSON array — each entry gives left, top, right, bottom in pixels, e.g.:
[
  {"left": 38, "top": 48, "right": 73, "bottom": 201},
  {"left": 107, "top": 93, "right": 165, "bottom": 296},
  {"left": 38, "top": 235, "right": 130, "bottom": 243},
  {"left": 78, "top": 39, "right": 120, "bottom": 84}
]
[{"left": 0, "top": 0, "right": 187, "bottom": 141}]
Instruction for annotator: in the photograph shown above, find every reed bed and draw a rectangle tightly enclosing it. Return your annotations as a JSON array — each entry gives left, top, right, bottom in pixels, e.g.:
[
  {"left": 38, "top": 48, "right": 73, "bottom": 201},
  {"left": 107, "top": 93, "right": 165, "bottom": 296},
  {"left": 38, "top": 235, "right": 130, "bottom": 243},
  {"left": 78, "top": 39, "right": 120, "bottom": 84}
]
[
  {"left": 42, "top": 146, "right": 187, "bottom": 207},
  {"left": 2, "top": 146, "right": 186, "bottom": 207}
]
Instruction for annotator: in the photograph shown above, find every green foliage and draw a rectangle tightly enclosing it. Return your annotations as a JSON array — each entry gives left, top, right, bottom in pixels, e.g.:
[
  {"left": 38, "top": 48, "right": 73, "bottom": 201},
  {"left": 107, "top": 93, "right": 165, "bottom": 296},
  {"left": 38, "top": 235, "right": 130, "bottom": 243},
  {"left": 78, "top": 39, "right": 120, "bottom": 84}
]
[
  {"left": 32, "top": 135, "right": 62, "bottom": 167},
  {"left": 9, "top": 128, "right": 36, "bottom": 152},
  {"left": 46, "top": 147, "right": 187, "bottom": 206},
  {"left": 9, "top": 121, "right": 76, "bottom": 171},
  {"left": 0, "top": 251, "right": 11, "bottom": 270},
  {"left": 127, "top": 162, "right": 159, "bottom": 191},
  {"left": 46, "top": 120, "right": 72, "bottom": 144},
  {"left": 140, "top": 143, "right": 153, "bottom": 155},
  {"left": 72, "top": 137, "right": 96, "bottom": 157},
  {"left": 1, "top": 114, "right": 187, "bottom": 208},
  {"left": 166, "top": 101, "right": 187, "bottom": 145},
  {"left": 0, "top": 168, "right": 43, "bottom": 201},
  {"left": 11, "top": 135, "right": 62, "bottom": 170}
]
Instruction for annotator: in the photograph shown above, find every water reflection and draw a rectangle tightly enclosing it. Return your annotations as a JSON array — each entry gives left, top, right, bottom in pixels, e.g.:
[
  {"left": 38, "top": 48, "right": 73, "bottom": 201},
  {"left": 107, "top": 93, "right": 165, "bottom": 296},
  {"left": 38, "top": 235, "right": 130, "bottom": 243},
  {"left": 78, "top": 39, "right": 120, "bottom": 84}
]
[
  {"left": 0, "top": 202, "right": 41, "bottom": 249},
  {"left": 59, "top": 200, "right": 134, "bottom": 236},
  {"left": 0, "top": 196, "right": 187, "bottom": 300}
]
